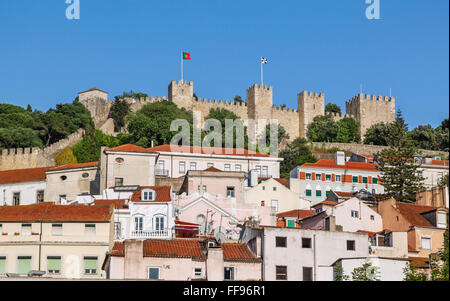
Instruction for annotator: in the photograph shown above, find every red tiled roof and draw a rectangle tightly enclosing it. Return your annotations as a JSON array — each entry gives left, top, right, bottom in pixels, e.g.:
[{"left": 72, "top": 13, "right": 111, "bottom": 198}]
[
  {"left": 300, "top": 159, "right": 379, "bottom": 172},
  {"left": 204, "top": 166, "right": 222, "bottom": 172},
  {"left": 361, "top": 154, "right": 375, "bottom": 159},
  {"left": 312, "top": 200, "right": 338, "bottom": 207},
  {"left": 408, "top": 257, "right": 429, "bottom": 268},
  {"left": 258, "top": 178, "right": 290, "bottom": 189},
  {"left": 92, "top": 199, "right": 128, "bottom": 209},
  {"left": 143, "top": 239, "right": 206, "bottom": 259},
  {"left": 0, "top": 167, "right": 52, "bottom": 185},
  {"left": 147, "top": 144, "right": 273, "bottom": 158},
  {"left": 49, "top": 162, "right": 98, "bottom": 172},
  {"left": 112, "top": 186, "right": 172, "bottom": 203},
  {"left": 221, "top": 243, "right": 261, "bottom": 262},
  {"left": 276, "top": 209, "right": 316, "bottom": 219},
  {"left": 106, "top": 144, "right": 157, "bottom": 153},
  {"left": 334, "top": 191, "right": 355, "bottom": 198},
  {"left": 356, "top": 230, "right": 379, "bottom": 238},
  {"left": 0, "top": 203, "right": 112, "bottom": 222},
  {"left": 395, "top": 202, "right": 437, "bottom": 229},
  {"left": 175, "top": 220, "right": 200, "bottom": 228},
  {"left": 431, "top": 160, "right": 449, "bottom": 166}
]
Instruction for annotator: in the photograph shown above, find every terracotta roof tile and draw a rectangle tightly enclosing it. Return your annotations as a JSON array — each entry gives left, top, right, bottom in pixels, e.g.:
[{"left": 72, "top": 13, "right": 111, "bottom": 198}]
[
  {"left": 396, "top": 202, "right": 437, "bottom": 229},
  {"left": 204, "top": 166, "right": 223, "bottom": 172},
  {"left": 312, "top": 200, "right": 338, "bottom": 207},
  {"left": 0, "top": 203, "right": 112, "bottom": 222},
  {"left": 0, "top": 167, "right": 52, "bottom": 185},
  {"left": 147, "top": 144, "right": 273, "bottom": 158},
  {"left": 112, "top": 186, "right": 172, "bottom": 203},
  {"left": 92, "top": 199, "right": 128, "bottom": 209},
  {"left": 143, "top": 239, "right": 206, "bottom": 260},
  {"left": 106, "top": 144, "right": 157, "bottom": 153},
  {"left": 431, "top": 160, "right": 449, "bottom": 166},
  {"left": 258, "top": 178, "right": 290, "bottom": 189},
  {"left": 221, "top": 243, "right": 261, "bottom": 262},
  {"left": 408, "top": 257, "right": 429, "bottom": 268},
  {"left": 276, "top": 209, "right": 316, "bottom": 219},
  {"left": 301, "top": 159, "right": 379, "bottom": 172},
  {"left": 334, "top": 191, "right": 356, "bottom": 198},
  {"left": 49, "top": 162, "right": 98, "bottom": 172}
]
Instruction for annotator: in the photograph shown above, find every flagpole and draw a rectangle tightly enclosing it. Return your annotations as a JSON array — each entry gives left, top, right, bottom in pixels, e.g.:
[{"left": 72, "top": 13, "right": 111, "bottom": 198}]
[
  {"left": 261, "top": 59, "right": 263, "bottom": 85},
  {"left": 181, "top": 50, "right": 183, "bottom": 82}
]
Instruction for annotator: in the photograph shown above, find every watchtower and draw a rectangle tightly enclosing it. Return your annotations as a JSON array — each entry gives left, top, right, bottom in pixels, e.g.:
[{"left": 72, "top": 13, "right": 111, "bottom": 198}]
[{"left": 298, "top": 91, "right": 325, "bottom": 138}]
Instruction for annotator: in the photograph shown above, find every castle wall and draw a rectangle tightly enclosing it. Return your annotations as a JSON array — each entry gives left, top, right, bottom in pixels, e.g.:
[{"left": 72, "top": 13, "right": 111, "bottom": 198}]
[
  {"left": 271, "top": 107, "right": 300, "bottom": 142},
  {"left": 298, "top": 91, "right": 325, "bottom": 138}
]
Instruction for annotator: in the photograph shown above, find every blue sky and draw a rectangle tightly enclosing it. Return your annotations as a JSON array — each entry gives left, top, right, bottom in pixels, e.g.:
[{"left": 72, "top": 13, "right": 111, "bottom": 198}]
[{"left": 0, "top": 0, "right": 448, "bottom": 129}]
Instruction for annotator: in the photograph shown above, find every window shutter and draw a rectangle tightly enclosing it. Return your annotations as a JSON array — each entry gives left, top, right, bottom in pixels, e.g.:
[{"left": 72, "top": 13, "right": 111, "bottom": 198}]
[
  {"left": 84, "top": 257, "right": 97, "bottom": 270},
  {"left": 18, "top": 257, "right": 32, "bottom": 275},
  {"left": 47, "top": 257, "right": 61, "bottom": 272},
  {"left": 0, "top": 257, "right": 6, "bottom": 274}
]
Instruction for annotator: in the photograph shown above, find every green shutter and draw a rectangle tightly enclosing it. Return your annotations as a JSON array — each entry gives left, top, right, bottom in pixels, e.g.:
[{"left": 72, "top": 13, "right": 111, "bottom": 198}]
[
  {"left": 0, "top": 257, "right": 6, "bottom": 274},
  {"left": 326, "top": 191, "right": 330, "bottom": 197},
  {"left": 306, "top": 190, "right": 312, "bottom": 197},
  {"left": 373, "top": 178, "right": 378, "bottom": 184},
  {"left": 287, "top": 220, "right": 295, "bottom": 228},
  {"left": 363, "top": 177, "right": 368, "bottom": 184},
  {"left": 316, "top": 190, "right": 322, "bottom": 197},
  {"left": 84, "top": 257, "right": 97, "bottom": 270},
  {"left": 353, "top": 176, "right": 358, "bottom": 183},
  {"left": 18, "top": 257, "right": 31, "bottom": 275},
  {"left": 47, "top": 257, "right": 61, "bottom": 272}
]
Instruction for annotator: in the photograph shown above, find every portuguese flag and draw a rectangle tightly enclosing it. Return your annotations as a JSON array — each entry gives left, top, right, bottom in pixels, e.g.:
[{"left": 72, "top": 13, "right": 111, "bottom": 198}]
[{"left": 182, "top": 52, "right": 191, "bottom": 60}]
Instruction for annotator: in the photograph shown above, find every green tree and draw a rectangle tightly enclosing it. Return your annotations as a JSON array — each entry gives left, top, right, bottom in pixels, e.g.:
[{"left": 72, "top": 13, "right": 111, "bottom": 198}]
[
  {"left": 55, "top": 147, "right": 78, "bottom": 166},
  {"left": 126, "top": 101, "right": 193, "bottom": 147},
  {"left": 110, "top": 99, "right": 131, "bottom": 132},
  {"left": 0, "top": 128, "right": 43, "bottom": 149},
  {"left": 279, "top": 138, "right": 317, "bottom": 178},
  {"left": 114, "top": 90, "right": 148, "bottom": 101},
  {"left": 408, "top": 125, "right": 439, "bottom": 151},
  {"left": 351, "top": 261, "right": 380, "bottom": 281},
  {"left": 258, "top": 123, "right": 290, "bottom": 154},
  {"left": 204, "top": 108, "right": 249, "bottom": 148},
  {"left": 307, "top": 115, "right": 339, "bottom": 142},
  {"left": 336, "top": 118, "right": 361, "bottom": 143},
  {"left": 363, "top": 122, "right": 391, "bottom": 146},
  {"left": 325, "top": 103, "right": 342, "bottom": 114},
  {"left": 72, "top": 129, "right": 120, "bottom": 163}
]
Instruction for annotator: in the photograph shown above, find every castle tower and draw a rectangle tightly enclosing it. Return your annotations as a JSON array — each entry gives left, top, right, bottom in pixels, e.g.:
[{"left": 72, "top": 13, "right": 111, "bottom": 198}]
[
  {"left": 345, "top": 93, "right": 396, "bottom": 138},
  {"left": 246, "top": 84, "right": 273, "bottom": 143},
  {"left": 78, "top": 88, "right": 110, "bottom": 128},
  {"left": 298, "top": 91, "right": 325, "bottom": 138},
  {"left": 168, "top": 80, "right": 194, "bottom": 110}
]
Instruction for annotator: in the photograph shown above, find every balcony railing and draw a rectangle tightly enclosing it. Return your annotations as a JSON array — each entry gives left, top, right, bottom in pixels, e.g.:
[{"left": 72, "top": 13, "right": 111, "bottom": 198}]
[
  {"left": 131, "top": 230, "right": 169, "bottom": 239},
  {"left": 155, "top": 169, "right": 169, "bottom": 177}
]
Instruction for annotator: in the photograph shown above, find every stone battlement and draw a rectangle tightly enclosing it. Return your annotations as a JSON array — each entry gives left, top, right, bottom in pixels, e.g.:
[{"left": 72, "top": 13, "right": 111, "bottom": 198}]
[
  {"left": 300, "top": 91, "right": 325, "bottom": 98},
  {"left": 171, "top": 80, "right": 194, "bottom": 87},
  {"left": 347, "top": 93, "right": 395, "bottom": 105},
  {"left": 327, "top": 112, "right": 356, "bottom": 119},
  {"left": 246, "top": 84, "right": 273, "bottom": 93},
  {"left": 194, "top": 97, "right": 248, "bottom": 107},
  {"left": 272, "top": 105, "right": 298, "bottom": 113}
]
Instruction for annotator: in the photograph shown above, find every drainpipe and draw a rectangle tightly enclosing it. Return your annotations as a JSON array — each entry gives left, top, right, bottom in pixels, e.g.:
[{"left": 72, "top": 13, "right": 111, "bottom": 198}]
[
  {"left": 313, "top": 234, "right": 317, "bottom": 281},
  {"left": 38, "top": 221, "right": 42, "bottom": 271}
]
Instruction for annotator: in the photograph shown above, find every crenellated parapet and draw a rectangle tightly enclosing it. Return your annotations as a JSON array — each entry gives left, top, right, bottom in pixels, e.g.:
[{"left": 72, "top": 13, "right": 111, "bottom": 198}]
[{"left": 346, "top": 93, "right": 395, "bottom": 106}]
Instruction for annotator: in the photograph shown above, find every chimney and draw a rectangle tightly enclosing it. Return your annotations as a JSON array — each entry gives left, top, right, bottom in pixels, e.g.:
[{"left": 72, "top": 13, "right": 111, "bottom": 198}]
[
  {"left": 334, "top": 151, "right": 346, "bottom": 166},
  {"left": 124, "top": 239, "right": 144, "bottom": 279}
]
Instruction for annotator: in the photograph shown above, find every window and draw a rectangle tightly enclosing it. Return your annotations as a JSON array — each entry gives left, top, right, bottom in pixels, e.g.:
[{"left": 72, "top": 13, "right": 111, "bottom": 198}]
[
  {"left": 262, "top": 186, "right": 266, "bottom": 191},
  {"left": 370, "top": 215, "right": 375, "bottom": 221},
  {"left": 207, "top": 163, "right": 214, "bottom": 168},
  {"left": 276, "top": 237, "right": 287, "bottom": 248},
  {"left": 82, "top": 173, "right": 89, "bottom": 179},
  {"left": 351, "top": 210, "right": 359, "bottom": 218},
  {"left": 276, "top": 266, "right": 287, "bottom": 280},
  {"left": 148, "top": 267, "right": 160, "bottom": 280},
  {"left": 306, "top": 173, "right": 312, "bottom": 180},
  {"left": 135, "top": 216, "right": 143, "bottom": 231},
  {"left": 13, "top": 192, "right": 20, "bottom": 206},
  {"left": 306, "top": 189, "right": 312, "bottom": 197},
  {"left": 421, "top": 237, "right": 431, "bottom": 250},
  {"left": 60, "top": 175, "right": 67, "bottom": 181},
  {"left": 316, "top": 208, "right": 323, "bottom": 214},
  {"left": 302, "top": 238, "right": 312, "bottom": 248},
  {"left": 17, "top": 256, "right": 32, "bottom": 275},
  {"left": 271, "top": 200, "right": 279, "bottom": 212},
  {"left": 190, "top": 162, "right": 197, "bottom": 171},
  {"left": 316, "top": 174, "right": 322, "bottom": 181},
  {"left": 362, "top": 177, "right": 368, "bottom": 184},
  {"left": 36, "top": 190, "right": 45, "bottom": 203},
  {"left": 0, "top": 257, "right": 5, "bottom": 275},
  {"left": 224, "top": 267, "right": 235, "bottom": 280},
  {"left": 47, "top": 256, "right": 61, "bottom": 274},
  {"left": 194, "top": 267, "right": 203, "bottom": 278},
  {"left": 262, "top": 166, "right": 268, "bottom": 178},
  {"left": 21, "top": 224, "right": 32, "bottom": 236},
  {"left": 84, "top": 224, "right": 96, "bottom": 236},
  {"left": 437, "top": 212, "right": 447, "bottom": 229},
  {"left": 273, "top": 187, "right": 277, "bottom": 192},
  {"left": 224, "top": 164, "right": 231, "bottom": 172},
  {"left": 115, "top": 157, "right": 124, "bottom": 164},
  {"left": 52, "top": 224, "right": 63, "bottom": 236},
  {"left": 235, "top": 164, "right": 242, "bottom": 172},
  {"left": 179, "top": 161, "right": 186, "bottom": 174},
  {"left": 115, "top": 178, "right": 124, "bottom": 186},
  {"left": 84, "top": 257, "right": 97, "bottom": 275},
  {"left": 372, "top": 177, "right": 378, "bottom": 184},
  {"left": 336, "top": 175, "right": 341, "bottom": 182},
  {"left": 316, "top": 190, "right": 322, "bottom": 197},
  {"left": 114, "top": 222, "right": 121, "bottom": 239},
  {"left": 154, "top": 216, "right": 165, "bottom": 231},
  {"left": 158, "top": 160, "right": 165, "bottom": 171},
  {"left": 142, "top": 189, "right": 155, "bottom": 201},
  {"left": 303, "top": 267, "right": 313, "bottom": 281},
  {"left": 347, "top": 240, "right": 356, "bottom": 251},
  {"left": 437, "top": 172, "right": 443, "bottom": 182},
  {"left": 226, "top": 187, "right": 235, "bottom": 198},
  {"left": 255, "top": 166, "right": 261, "bottom": 177},
  {"left": 326, "top": 190, "right": 330, "bottom": 197},
  {"left": 325, "top": 174, "right": 332, "bottom": 181},
  {"left": 352, "top": 176, "right": 358, "bottom": 183},
  {"left": 0, "top": 224, "right": 2, "bottom": 233},
  {"left": 287, "top": 220, "right": 295, "bottom": 228}
]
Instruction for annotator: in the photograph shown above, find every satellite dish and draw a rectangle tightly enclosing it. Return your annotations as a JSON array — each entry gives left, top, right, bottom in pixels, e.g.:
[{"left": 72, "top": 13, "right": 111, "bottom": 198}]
[{"left": 214, "top": 227, "right": 227, "bottom": 244}]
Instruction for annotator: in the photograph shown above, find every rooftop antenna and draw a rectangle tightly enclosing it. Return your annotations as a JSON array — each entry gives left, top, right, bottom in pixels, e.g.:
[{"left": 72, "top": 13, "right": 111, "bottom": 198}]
[
  {"left": 360, "top": 84, "right": 363, "bottom": 94},
  {"left": 389, "top": 88, "right": 392, "bottom": 98}
]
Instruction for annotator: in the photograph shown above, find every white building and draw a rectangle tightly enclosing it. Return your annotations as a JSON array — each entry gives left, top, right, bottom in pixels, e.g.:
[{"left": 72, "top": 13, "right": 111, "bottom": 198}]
[
  {"left": 240, "top": 226, "right": 369, "bottom": 281},
  {"left": 0, "top": 167, "right": 50, "bottom": 206},
  {"left": 332, "top": 257, "right": 409, "bottom": 281},
  {"left": 290, "top": 151, "right": 384, "bottom": 205}
]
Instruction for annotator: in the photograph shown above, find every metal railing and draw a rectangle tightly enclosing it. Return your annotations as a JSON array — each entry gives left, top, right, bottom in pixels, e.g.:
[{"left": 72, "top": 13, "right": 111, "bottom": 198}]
[
  {"left": 131, "top": 230, "right": 169, "bottom": 238},
  {"left": 155, "top": 169, "right": 169, "bottom": 176}
]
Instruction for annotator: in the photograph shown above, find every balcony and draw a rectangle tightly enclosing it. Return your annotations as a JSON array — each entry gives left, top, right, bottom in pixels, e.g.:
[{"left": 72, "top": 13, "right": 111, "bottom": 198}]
[
  {"left": 155, "top": 169, "right": 169, "bottom": 177},
  {"left": 131, "top": 230, "right": 170, "bottom": 239}
]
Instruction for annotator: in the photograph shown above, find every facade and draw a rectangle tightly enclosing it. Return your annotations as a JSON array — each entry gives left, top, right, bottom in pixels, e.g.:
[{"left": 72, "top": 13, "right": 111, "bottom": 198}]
[
  {"left": 416, "top": 186, "right": 449, "bottom": 208},
  {"left": 0, "top": 167, "right": 50, "bottom": 206},
  {"left": 240, "top": 226, "right": 369, "bottom": 281},
  {"left": 0, "top": 203, "right": 114, "bottom": 279},
  {"left": 103, "top": 239, "right": 261, "bottom": 281},
  {"left": 148, "top": 144, "right": 282, "bottom": 179},
  {"left": 244, "top": 178, "right": 311, "bottom": 214},
  {"left": 79, "top": 80, "right": 396, "bottom": 144},
  {"left": 377, "top": 198, "right": 448, "bottom": 259},
  {"left": 290, "top": 152, "right": 384, "bottom": 205},
  {"left": 413, "top": 156, "right": 449, "bottom": 188},
  {"left": 333, "top": 257, "right": 409, "bottom": 281}
]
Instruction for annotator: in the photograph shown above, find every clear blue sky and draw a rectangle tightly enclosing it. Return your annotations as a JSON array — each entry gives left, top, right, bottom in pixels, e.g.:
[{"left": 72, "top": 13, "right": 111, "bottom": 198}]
[{"left": 0, "top": 0, "right": 448, "bottom": 129}]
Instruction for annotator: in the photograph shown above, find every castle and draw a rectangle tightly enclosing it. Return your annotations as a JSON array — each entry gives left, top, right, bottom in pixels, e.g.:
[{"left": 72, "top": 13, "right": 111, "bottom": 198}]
[{"left": 79, "top": 80, "right": 396, "bottom": 142}]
